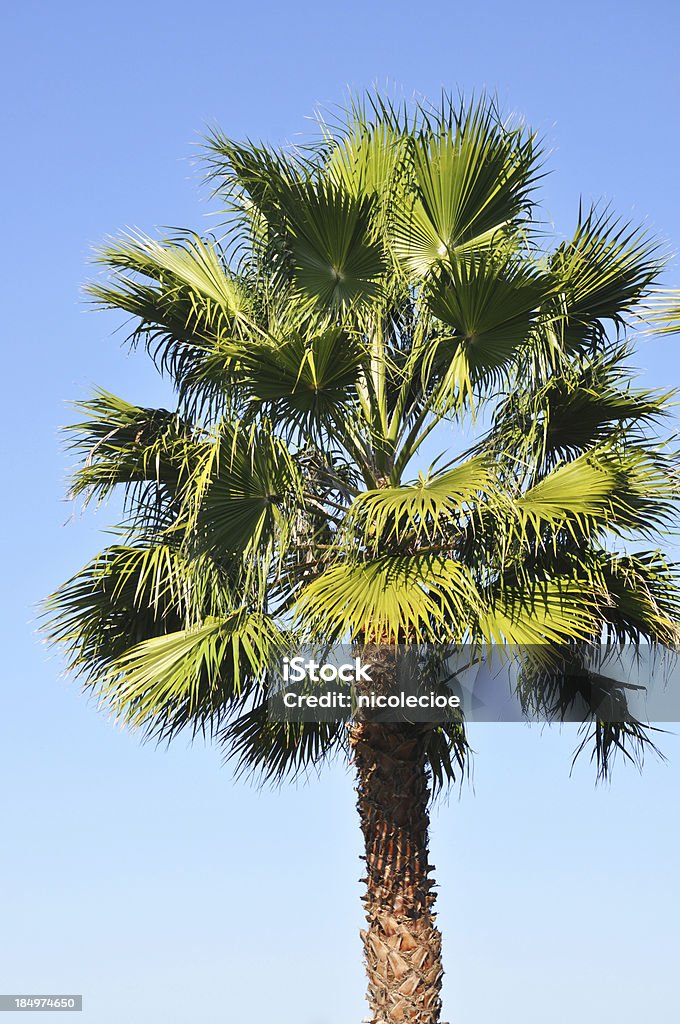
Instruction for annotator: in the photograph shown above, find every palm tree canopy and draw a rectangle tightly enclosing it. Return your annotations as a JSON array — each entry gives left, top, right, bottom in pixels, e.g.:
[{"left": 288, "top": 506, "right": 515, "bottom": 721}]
[{"left": 46, "top": 93, "right": 680, "bottom": 783}]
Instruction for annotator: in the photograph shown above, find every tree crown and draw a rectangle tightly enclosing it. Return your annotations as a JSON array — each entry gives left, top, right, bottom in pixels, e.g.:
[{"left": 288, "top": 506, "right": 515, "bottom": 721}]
[{"left": 46, "top": 93, "right": 680, "bottom": 783}]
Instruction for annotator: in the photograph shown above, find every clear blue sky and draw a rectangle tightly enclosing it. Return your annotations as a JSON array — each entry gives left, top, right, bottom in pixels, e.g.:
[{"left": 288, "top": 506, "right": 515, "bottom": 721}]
[{"left": 2, "top": 2, "right": 680, "bottom": 1022}]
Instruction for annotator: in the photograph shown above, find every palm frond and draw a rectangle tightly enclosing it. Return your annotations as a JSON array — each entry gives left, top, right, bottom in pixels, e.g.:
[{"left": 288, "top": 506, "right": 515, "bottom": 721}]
[
  {"left": 548, "top": 206, "right": 662, "bottom": 350},
  {"left": 191, "top": 419, "right": 303, "bottom": 559},
  {"left": 66, "top": 389, "right": 200, "bottom": 507},
  {"left": 514, "top": 445, "right": 678, "bottom": 540},
  {"left": 390, "top": 99, "right": 540, "bottom": 277},
  {"left": 478, "top": 579, "right": 599, "bottom": 648},
  {"left": 347, "top": 455, "right": 492, "bottom": 545},
  {"left": 221, "top": 699, "right": 346, "bottom": 783},
  {"left": 422, "top": 253, "right": 547, "bottom": 407},
  {"left": 233, "top": 323, "right": 366, "bottom": 434},
  {"left": 96, "top": 611, "right": 284, "bottom": 741},
  {"left": 44, "top": 542, "right": 233, "bottom": 679},
  {"left": 87, "top": 230, "right": 259, "bottom": 398},
  {"left": 294, "top": 555, "right": 482, "bottom": 643}
]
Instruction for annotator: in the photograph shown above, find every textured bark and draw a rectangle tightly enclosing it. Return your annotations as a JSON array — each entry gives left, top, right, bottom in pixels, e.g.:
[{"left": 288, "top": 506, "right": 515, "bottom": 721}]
[{"left": 350, "top": 719, "right": 444, "bottom": 1024}]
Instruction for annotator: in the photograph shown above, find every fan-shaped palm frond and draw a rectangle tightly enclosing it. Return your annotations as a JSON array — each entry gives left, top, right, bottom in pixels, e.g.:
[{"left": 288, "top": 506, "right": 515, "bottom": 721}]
[
  {"left": 232, "top": 323, "right": 367, "bottom": 434},
  {"left": 294, "top": 555, "right": 482, "bottom": 643},
  {"left": 514, "top": 445, "right": 678, "bottom": 540},
  {"left": 66, "top": 389, "right": 201, "bottom": 507},
  {"left": 548, "top": 206, "right": 661, "bottom": 351},
  {"left": 191, "top": 420, "right": 303, "bottom": 559},
  {"left": 390, "top": 99, "right": 540, "bottom": 277},
  {"left": 421, "top": 253, "right": 548, "bottom": 406},
  {"left": 96, "top": 611, "right": 284, "bottom": 740},
  {"left": 347, "top": 455, "right": 492, "bottom": 545}
]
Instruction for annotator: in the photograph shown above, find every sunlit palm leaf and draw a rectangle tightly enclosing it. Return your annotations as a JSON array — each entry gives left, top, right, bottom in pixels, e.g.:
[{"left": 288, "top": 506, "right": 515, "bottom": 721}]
[
  {"left": 235, "top": 324, "right": 366, "bottom": 431},
  {"left": 391, "top": 101, "right": 539, "bottom": 276},
  {"left": 282, "top": 179, "right": 387, "bottom": 307},
  {"left": 325, "top": 114, "right": 406, "bottom": 203},
  {"left": 98, "top": 611, "right": 284, "bottom": 739},
  {"left": 422, "top": 254, "right": 547, "bottom": 406},
  {"left": 89, "top": 230, "right": 253, "bottom": 336},
  {"left": 294, "top": 555, "right": 482, "bottom": 643},
  {"left": 485, "top": 342, "right": 676, "bottom": 473},
  {"left": 194, "top": 421, "right": 303, "bottom": 556},
  {"left": 348, "top": 455, "right": 492, "bottom": 544},
  {"left": 596, "top": 550, "right": 680, "bottom": 645},
  {"left": 515, "top": 447, "right": 678, "bottom": 539},
  {"left": 478, "top": 580, "right": 599, "bottom": 647},
  {"left": 44, "top": 543, "right": 233, "bottom": 677},
  {"left": 86, "top": 231, "right": 260, "bottom": 406}
]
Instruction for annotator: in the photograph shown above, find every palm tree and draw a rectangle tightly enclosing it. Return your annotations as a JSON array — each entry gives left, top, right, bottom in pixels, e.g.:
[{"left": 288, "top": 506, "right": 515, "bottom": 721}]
[{"left": 46, "top": 94, "right": 680, "bottom": 1024}]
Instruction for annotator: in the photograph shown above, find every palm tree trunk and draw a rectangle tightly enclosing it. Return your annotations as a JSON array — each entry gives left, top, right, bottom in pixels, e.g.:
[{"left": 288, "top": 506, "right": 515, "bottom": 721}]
[{"left": 350, "top": 720, "right": 444, "bottom": 1024}]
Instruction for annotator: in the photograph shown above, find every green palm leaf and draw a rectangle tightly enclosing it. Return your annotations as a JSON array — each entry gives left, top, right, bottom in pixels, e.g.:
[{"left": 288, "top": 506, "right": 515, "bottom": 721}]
[
  {"left": 548, "top": 206, "right": 661, "bottom": 350},
  {"left": 88, "top": 230, "right": 253, "bottom": 337},
  {"left": 391, "top": 100, "right": 539, "bottom": 277},
  {"left": 97, "top": 611, "right": 283, "bottom": 739},
  {"left": 283, "top": 179, "right": 387, "bottom": 307},
  {"left": 422, "top": 254, "right": 547, "bottom": 405},
  {"left": 66, "top": 389, "right": 199, "bottom": 505},
  {"left": 235, "top": 324, "right": 366, "bottom": 431},
  {"left": 294, "top": 555, "right": 482, "bottom": 643},
  {"left": 516, "top": 446, "right": 678, "bottom": 539},
  {"left": 194, "top": 421, "right": 302, "bottom": 557},
  {"left": 479, "top": 579, "right": 599, "bottom": 647},
  {"left": 348, "top": 455, "right": 492, "bottom": 544},
  {"left": 641, "top": 288, "right": 680, "bottom": 335},
  {"left": 44, "top": 542, "right": 231, "bottom": 678},
  {"left": 324, "top": 110, "right": 406, "bottom": 204}
]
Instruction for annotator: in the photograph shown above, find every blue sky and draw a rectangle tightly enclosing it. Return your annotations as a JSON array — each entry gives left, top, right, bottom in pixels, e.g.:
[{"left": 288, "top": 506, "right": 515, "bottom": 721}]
[{"left": 2, "top": 1, "right": 680, "bottom": 1021}]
